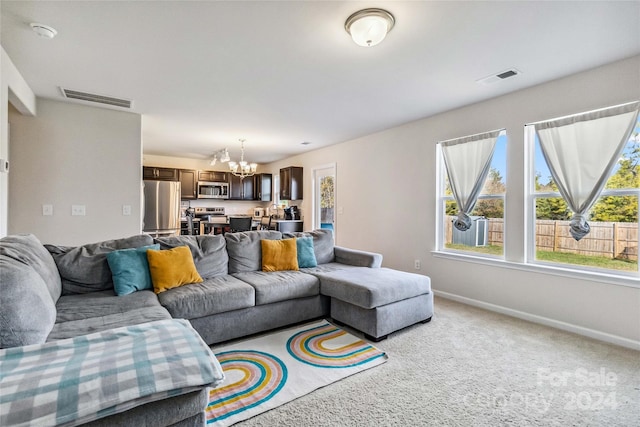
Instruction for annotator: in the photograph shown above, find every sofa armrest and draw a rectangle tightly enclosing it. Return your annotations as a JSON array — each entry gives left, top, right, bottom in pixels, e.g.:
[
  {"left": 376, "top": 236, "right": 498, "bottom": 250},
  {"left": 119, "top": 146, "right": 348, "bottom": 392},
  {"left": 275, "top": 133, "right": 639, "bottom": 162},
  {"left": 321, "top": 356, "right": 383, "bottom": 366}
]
[{"left": 334, "top": 246, "right": 383, "bottom": 268}]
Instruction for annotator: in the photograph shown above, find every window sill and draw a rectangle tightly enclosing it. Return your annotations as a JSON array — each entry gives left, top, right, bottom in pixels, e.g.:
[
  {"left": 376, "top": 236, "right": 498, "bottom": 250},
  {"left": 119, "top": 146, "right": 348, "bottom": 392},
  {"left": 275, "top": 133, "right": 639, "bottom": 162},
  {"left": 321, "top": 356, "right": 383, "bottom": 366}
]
[{"left": 431, "top": 250, "right": 640, "bottom": 289}]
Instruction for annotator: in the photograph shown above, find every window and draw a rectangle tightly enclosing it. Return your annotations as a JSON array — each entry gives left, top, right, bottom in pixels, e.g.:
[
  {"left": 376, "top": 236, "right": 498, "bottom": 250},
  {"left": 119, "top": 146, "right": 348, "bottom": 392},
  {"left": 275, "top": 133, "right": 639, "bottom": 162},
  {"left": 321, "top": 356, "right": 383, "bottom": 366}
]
[
  {"left": 437, "top": 130, "right": 507, "bottom": 257},
  {"left": 526, "top": 105, "right": 640, "bottom": 276}
]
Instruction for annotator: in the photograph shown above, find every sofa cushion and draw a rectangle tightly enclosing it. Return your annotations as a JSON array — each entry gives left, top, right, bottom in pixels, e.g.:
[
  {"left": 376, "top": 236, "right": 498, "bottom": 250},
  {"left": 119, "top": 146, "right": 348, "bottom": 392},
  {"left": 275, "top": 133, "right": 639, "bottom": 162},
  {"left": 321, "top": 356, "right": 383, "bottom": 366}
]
[
  {"left": 296, "top": 237, "right": 318, "bottom": 268},
  {"left": 317, "top": 267, "right": 431, "bottom": 309},
  {"left": 146, "top": 246, "right": 203, "bottom": 293},
  {"left": 225, "top": 230, "right": 282, "bottom": 273},
  {"left": 54, "top": 290, "right": 167, "bottom": 322},
  {"left": 0, "top": 257, "right": 57, "bottom": 348},
  {"left": 299, "top": 262, "right": 363, "bottom": 274},
  {"left": 157, "top": 275, "right": 255, "bottom": 319},
  {"left": 261, "top": 238, "right": 299, "bottom": 272},
  {"left": 0, "top": 234, "right": 62, "bottom": 303},
  {"left": 45, "top": 235, "right": 154, "bottom": 295},
  {"left": 154, "top": 235, "right": 228, "bottom": 279},
  {"left": 232, "top": 271, "right": 319, "bottom": 305},
  {"left": 50, "top": 290, "right": 171, "bottom": 341},
  {"left": 47, "top": 308, "right": 173, "bottom": 341},
  {"left": 106, "top": 244, "right": 160, "bottom": 296},
  {"left": 283, "top": 229, "right": 334, "bottom": 264}
]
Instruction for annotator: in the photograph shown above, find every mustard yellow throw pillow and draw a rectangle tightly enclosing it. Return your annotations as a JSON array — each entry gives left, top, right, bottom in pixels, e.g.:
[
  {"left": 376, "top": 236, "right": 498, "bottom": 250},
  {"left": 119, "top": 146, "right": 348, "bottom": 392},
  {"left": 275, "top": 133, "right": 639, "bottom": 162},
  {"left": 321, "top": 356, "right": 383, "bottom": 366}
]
[
  {"left": 146, "top": 246, "right": 203, "bottom": 293},
  {"left": 261, "top": 238, "right": 299, "bottom": 272}
]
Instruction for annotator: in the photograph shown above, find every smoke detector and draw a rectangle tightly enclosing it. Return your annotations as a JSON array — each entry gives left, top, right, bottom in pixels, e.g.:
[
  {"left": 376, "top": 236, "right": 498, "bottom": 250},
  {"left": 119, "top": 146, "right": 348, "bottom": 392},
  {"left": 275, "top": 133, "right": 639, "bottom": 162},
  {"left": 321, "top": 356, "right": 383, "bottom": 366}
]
[{"left": 30, "top": 23, "right": 57, "bottom": 39}]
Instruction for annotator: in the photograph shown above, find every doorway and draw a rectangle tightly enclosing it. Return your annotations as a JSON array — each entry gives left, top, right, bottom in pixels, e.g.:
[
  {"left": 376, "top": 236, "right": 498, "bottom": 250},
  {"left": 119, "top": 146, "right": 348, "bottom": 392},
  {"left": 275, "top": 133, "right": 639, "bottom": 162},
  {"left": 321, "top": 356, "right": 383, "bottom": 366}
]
[{"left": 312, "top": 164, "right": 336, "bottom": 235}]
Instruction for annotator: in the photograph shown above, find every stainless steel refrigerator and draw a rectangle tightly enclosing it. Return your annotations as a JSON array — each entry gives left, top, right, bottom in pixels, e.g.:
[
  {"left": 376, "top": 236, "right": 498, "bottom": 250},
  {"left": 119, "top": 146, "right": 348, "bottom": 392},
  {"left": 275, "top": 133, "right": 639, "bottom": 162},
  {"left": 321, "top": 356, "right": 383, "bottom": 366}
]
[{"left": 143, "top": 180, "right": 181, "bottom": 237}]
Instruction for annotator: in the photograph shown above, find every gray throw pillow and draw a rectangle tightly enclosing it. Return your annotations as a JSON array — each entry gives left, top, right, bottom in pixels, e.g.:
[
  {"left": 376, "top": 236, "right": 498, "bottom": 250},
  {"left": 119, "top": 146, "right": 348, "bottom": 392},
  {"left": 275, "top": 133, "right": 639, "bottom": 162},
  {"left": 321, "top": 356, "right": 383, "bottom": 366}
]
[
  {"left": 155, "top": 234, "right": 229, "bottom": 279},
  {"left": 0, "top": 234, "right": 62, "bottom": 303},
  {"left": 283, "top": 229, "right": 335, "bottom": 264},
  {"left": 0, "top": 257, "right": 57, "bottom": 348},
  {"left": 225, "top": 231, "right": 282, "bottom": 273},
  {"left": 45, "top": 235, "right": 154, "bottom": 295}
]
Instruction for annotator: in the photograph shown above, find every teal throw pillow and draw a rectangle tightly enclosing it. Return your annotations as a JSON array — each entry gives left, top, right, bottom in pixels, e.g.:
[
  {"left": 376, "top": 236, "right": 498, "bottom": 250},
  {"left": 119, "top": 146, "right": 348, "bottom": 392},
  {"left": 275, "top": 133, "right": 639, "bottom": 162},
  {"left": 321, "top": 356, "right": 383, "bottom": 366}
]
[
  {"left": 106, "top": 244, "right": 160, "bottom": 296},
  {"left": 296, "top": 237, "right": 317, "bottom": 268}
]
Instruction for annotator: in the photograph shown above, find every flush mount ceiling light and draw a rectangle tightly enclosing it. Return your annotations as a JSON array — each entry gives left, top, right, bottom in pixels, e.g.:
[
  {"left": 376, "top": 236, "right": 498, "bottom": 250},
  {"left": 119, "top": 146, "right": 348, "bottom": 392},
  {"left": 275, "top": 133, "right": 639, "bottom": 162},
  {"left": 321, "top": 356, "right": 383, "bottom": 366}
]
[
  {"left": 344, "top": 8, "right": 395, "bottom": 47},
  {"left": 30, "top": 23, "right": 57, "bottom": 39}
]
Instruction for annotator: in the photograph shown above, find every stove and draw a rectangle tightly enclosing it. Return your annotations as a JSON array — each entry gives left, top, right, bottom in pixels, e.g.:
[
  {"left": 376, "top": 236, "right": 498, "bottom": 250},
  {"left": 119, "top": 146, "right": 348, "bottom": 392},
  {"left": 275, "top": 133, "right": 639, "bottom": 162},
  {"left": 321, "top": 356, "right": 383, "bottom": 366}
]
[{"left": 194, "top": 207, "right": 225, "bottom": 216}]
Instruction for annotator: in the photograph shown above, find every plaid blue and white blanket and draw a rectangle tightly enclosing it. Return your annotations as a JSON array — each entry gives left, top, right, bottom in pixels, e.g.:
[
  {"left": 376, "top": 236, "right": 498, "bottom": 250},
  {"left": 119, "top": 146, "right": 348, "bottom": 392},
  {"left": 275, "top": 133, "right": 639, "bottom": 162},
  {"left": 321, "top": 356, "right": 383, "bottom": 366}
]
[{"left": 0, "top": 319, "right": 224, "bottom": 427}]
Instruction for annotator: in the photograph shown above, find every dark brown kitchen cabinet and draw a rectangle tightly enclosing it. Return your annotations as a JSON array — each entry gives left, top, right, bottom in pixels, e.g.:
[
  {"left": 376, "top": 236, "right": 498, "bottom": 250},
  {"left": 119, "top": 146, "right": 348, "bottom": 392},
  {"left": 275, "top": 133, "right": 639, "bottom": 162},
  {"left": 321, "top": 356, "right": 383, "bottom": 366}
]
[
  {"left": 179, "top": 169, "right": 197, "bottom": 199},
  {"left": 254, "top": 173, "right": 272, "bottom": 201},
  {"left": 228, "top": 174, "right": 254, "bottom": 200},
  {"left": 143, "top": 166, "right": 178, "bottom": 181},
  {"left": 198, "top": 170, "right": 227, "bottom": 182},
  {"left": 279, "top": 167, "right": 303, "bottom": 200}
]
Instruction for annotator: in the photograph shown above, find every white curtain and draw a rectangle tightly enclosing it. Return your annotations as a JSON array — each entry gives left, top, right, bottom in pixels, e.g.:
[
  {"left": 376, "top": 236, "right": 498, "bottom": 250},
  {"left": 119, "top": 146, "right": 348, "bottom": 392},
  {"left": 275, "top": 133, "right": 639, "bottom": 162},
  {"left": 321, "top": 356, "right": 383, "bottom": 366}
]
[
  {"left": 440, "top": 130, "right": 502, "bottom": 231},
  {"left": 534, "top": 101, "right": 640, "bottom": 241}
]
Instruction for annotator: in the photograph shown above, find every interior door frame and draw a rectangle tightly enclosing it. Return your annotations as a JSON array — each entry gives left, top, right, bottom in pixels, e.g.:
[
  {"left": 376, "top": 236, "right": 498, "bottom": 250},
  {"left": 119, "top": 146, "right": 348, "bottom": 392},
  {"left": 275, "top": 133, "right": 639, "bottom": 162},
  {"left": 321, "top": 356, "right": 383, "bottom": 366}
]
[{"left": 311, "top": 163, "right": 337, "bottom": 238}]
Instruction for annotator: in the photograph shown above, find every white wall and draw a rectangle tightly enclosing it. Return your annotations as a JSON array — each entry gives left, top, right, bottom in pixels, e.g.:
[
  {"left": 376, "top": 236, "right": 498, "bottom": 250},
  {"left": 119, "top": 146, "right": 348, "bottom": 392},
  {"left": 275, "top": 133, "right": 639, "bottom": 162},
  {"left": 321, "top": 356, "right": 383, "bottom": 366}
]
[
  {"left": 1, "top": 47, "right": 36, "bottom": 238},
  {"left": 264, "top": 56, "right": 640, "bottom": 347},
  {"left": 8, "top": 98, "right": 142, "bottom": 245}
]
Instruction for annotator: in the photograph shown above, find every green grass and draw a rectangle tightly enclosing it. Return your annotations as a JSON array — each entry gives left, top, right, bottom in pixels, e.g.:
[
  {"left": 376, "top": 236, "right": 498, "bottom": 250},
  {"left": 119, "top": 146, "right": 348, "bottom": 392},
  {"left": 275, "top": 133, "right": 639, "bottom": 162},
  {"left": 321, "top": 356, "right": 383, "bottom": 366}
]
[
  {"left": 445, "top": 243, "right": 637, "bottom": 272},
  {"left": 445, "top": 244, "right": 503, "bottom": 256},
  {"left": 535, "top": 250, "right": 637, "bottom": 272}
]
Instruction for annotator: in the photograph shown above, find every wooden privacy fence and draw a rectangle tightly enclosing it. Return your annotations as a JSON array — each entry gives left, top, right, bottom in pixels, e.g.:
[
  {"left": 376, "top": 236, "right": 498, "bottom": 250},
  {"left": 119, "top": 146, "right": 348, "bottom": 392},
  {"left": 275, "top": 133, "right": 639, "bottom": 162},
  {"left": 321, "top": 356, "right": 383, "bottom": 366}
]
[{"left": 445, "top": 217, "right": 638, "bottom": 261}]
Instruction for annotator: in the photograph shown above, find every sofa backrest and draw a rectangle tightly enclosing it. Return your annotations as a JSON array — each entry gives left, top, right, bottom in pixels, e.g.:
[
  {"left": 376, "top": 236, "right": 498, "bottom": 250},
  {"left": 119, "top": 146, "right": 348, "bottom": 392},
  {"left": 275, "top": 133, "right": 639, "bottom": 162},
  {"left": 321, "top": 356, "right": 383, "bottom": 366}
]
[
  {"left": 283, "top": 229, "right": 335, "bottom": 264},
  {"left": 225, "top": 230, "right": 282, "bottom": 273},
  {"left": 45, "top": 235, "right": 154, "bottom": 295},
  {"left": 154, "top": 234, "right": 228, "bottom": 279}
]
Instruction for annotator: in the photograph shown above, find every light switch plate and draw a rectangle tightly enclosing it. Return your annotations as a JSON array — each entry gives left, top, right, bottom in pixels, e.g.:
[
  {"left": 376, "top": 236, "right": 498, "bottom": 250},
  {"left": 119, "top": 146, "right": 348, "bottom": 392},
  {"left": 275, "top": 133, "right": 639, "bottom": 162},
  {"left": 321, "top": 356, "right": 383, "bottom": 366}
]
[
  {"left": 42, "top": 204, "right": 53, "bottom": 216},
  {"left": 71, "top": 205, "right": 86, "bottom": 216}
]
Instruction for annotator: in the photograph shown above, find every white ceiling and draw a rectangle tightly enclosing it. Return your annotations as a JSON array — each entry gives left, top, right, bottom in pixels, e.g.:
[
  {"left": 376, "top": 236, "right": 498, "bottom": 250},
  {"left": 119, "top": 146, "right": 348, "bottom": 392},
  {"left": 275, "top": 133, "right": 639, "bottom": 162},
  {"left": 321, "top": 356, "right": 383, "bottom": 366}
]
[{"left": 2, "top": 1, "right": 639, "bottom": 164}]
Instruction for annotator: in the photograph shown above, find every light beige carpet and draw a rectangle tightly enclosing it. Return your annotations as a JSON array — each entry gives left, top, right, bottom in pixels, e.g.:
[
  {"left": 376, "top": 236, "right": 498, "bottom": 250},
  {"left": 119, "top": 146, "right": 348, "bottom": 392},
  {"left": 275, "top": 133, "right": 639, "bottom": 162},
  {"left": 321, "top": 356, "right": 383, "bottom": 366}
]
[{"left": 234, "top": 297, "right": 640, "bottom": 426}]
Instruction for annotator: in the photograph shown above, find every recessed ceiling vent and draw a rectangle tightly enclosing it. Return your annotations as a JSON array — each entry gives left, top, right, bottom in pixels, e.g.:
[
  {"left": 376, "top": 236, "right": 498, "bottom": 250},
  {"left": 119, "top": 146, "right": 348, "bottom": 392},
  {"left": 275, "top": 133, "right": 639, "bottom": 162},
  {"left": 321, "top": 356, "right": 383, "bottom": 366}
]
[
  {"left": 59, "top": 87, "right": 133, "bottom": 109},
  {"left": 476, "top": 68, "right": 521, "bottom": 86}
]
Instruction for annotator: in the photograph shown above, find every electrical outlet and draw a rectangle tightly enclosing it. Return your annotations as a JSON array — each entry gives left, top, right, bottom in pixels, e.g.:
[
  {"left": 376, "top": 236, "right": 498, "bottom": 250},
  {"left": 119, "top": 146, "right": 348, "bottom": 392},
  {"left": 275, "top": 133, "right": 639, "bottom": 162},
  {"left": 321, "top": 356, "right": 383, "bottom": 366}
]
[
  {"left": 71, "top": 205, "right": 86, "bottom": 216},
  {"left": 414, "top": 259, "right": 421, "bottom": 270},
  {"left": 122, "top": 205, "right": 132, "bottom": 216},
  {"left": 42, "top": 204, "right": 53, "bottom": 216}
]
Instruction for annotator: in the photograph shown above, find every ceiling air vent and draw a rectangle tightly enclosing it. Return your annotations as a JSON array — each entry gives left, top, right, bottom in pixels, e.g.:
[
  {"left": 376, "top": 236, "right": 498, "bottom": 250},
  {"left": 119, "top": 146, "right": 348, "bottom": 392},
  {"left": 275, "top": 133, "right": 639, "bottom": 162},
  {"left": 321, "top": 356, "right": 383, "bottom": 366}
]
[
  {"left": 476, "top": 68, "right": 521, "bottom": 86},
  {"left": 59, "top": 87, "right": 133, "bottom": 109}
]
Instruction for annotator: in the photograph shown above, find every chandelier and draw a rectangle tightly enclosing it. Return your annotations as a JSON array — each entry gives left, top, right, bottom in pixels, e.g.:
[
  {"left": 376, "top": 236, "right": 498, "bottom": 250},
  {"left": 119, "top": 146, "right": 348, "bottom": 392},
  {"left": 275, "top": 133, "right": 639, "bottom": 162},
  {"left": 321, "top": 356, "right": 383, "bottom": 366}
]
[{"left": 228, "top": 139, "right": 257, "bottom": 180}]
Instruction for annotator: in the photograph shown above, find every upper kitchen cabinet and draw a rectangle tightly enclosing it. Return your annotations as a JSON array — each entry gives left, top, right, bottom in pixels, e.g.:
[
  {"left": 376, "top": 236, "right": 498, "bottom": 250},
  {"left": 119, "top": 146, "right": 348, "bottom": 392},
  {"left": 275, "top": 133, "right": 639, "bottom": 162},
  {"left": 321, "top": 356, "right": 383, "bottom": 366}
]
[
  {"left": 198, "top": 170, "right": 227, "bottom": 182},
  {"left": 179, "top": 169, "right": 197, "bottom": 199},
  {"left": 280, "top": 167, "right": 303, "bottom": 200},
  {"left": 254, "top": 173, "right": 272, "bottom": 202},
  {"left": 228, "top": 174, "right": 254, "bottom": 200},
  {"left": 143, "top": 166, "right": 178, "bottom": 181}
]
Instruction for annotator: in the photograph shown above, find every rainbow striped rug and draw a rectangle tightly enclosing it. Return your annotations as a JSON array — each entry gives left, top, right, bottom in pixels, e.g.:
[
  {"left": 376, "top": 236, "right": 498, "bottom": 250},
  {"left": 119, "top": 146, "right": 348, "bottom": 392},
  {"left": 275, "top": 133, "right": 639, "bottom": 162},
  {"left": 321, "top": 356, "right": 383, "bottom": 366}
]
[{"left": 206, "top": 320, "right": 388, "bottom": 426}]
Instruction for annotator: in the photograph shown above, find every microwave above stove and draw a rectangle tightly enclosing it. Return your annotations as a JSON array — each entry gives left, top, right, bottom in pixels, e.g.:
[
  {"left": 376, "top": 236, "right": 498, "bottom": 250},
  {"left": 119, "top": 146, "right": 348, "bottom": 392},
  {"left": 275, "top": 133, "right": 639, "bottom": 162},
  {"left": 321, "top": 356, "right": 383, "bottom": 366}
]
[{"left": 197, "top": 181, "right": 229, "bottom": 199}]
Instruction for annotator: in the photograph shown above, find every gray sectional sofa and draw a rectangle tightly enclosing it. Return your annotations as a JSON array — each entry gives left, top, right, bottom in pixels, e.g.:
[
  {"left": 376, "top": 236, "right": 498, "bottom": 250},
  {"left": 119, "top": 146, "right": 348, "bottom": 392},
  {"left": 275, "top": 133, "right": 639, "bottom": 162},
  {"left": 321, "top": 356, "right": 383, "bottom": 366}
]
[{"left": 0, "top": 229, "right": 433, "bottom": 426}]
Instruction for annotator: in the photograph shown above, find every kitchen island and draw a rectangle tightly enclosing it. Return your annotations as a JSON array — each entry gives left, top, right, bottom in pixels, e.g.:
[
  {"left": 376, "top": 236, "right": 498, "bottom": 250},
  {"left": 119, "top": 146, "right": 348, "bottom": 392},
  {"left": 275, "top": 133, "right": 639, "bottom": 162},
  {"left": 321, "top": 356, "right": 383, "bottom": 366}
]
[{"left": 273, "top": 219, "right": 303, "bottom": 233}]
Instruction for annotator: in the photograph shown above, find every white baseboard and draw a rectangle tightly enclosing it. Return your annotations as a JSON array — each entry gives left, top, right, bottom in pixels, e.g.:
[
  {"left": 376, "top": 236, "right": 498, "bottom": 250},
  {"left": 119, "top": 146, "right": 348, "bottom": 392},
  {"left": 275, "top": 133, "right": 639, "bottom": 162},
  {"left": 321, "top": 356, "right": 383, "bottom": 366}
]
[{"left": 433, "top": 290, "right": 640, "bottom": 351}]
